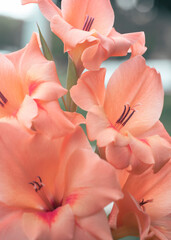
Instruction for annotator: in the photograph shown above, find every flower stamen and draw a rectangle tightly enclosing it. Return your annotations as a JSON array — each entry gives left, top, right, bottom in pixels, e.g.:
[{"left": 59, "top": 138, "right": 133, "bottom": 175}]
[
  {"left": 82, "top": 15, "right": 94, "bottom": 31},
  {"left": 29, "top": 176, "right": 56, "bottom": 211},
  {"left": 139, "top": 198, "right": 153, "bottom": 211},
  {"left": 0, "top": 91, "right": 8, "bottom": 107},
  {"left": 115, "top": 103, "right": 139, "bottom": 130}
]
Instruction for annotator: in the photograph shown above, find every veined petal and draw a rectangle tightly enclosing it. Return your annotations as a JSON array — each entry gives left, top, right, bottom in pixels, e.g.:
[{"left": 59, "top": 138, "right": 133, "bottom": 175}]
[
  {"left": 104, "top": 56, "right": 164, "bottom": 136},
  {"left": 62, "top": 0, "right": 114, "bottom": 35},
  {"left": 63, "top": 148, "right": 123, "bottom": 217}
]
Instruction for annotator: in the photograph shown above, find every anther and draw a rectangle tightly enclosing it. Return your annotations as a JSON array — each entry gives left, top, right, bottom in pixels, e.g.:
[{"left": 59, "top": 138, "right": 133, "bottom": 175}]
[
  {"left": 0, "top": 92, "right": 8, "bottom": 104},
  {"left": 139, "top": 198, "right": 153, "bottom": 206},
  {"left": 115, "top": 103, "right": 139, "bottom": 130},
  {"left": 82, "top": 15, "right": 94, "bottom": 31}
]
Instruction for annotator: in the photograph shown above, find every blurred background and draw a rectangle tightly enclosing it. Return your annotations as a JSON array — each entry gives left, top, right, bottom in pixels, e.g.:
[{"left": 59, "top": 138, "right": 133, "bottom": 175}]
[
  {"left": 0, "top": 1, "right": 170, "bottom": 239},
  {"left": 0, "top": 0, "right": 170, "bottom": 135}
]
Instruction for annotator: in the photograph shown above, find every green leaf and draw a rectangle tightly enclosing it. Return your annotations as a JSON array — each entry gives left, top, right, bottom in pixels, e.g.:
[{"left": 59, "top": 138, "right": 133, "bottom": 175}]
[{"left": 37, "top": 23, "right": 53, "bottom": 61}]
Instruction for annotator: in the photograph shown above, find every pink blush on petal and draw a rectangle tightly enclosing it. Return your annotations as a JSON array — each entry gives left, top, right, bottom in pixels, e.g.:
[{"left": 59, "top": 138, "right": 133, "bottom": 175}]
[
  {"left": 29, "top": 82, "right": 42, "bottom": 96},
  {"left": 37, "top": 208, "right": 59, "bottom": 228},
  {"left": 65, "top": 193, "right": 79, "bottom": 206}
]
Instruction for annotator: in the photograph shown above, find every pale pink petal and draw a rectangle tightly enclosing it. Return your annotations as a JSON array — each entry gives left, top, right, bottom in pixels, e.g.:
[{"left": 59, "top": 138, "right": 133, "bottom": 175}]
[
  {"left": 70, "top": 69, "right": 106, "bottom": 111},
  {"left": 76, "top": 210, "right": 113, "bottom": 240},
  {"left": 63, "top": 148, "right": 123, "bottom": 216},
  {"left": 104, "top": 56, "right": 163, "bottom": 136},
  {"left": 62, "top": 0, "right": 114, "bottom": 35},
  {"left": 22, "top": 0, "right": 62, "bottom": 20},
  {"left": 17, "top": 95, "right": 38, "bottom": 128},
  {"left": 23, "top": 205, "right": 75, "bottom": 240}
]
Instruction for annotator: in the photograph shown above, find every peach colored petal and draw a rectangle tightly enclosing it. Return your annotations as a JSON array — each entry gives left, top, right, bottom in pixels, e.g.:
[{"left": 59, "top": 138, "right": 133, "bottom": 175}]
[
  {"left": 109, "top": 192, "right": 150, "bottom": 239},
  {"left": 86, "top": 106, "right": 111, "bottom": 141},
  {"left": 51, "top": 15, "right": 95, "bottom": 51},
  {"left": 61, "top": 0, "right": 114, "bottom": 36},
  {"left": 0, "top": 54, "right": 24, "bottom": 117},
  {"left": 104, "top": 56, "right": 163, "bottom": 136},
  {"left": 109, "top": 29, "right": 147, "bottom": 57},
  {"left": 123, "top": 162, "right": 171, "bottom": 220},
  {"left": 70, "top": 68, "right": 106, "bottom": 111},
  {"left": 23, "top": 205, "right": 75, "bottom": 240},
  {"left": 0, "top": 122, "right": 63, "bottom": 209},
  {"left": 22, "top": 0, "right": 62, "bottom": 20},
  {"left": 33, "top": 101, "right": 85, "bottom": 138},
  {"left": 54, "top": 127, "right": 92, "bottom": 202},
  {"left": 6, "top": 33, "right": 46, "bottom": 81},
  {"left": 138, "top": 120, "right": 171, "bottom": 144},
  {"left": 151, "top": 215, "right": 171, "bottom": 240},
  {"left": 63, "top": 148, "right": 123, "bottom": 217},
  {"left": 106, "top": 144, "right": 131, "bottom": 169},
  {"left": 17, "top": 95, "right": 38, "bottom": 128},
  {"left": 0, "top": 207, "right": 27, "bottom": 240},
  {"left": 145, "top": 135, "right": 171, "bottom": 173},
  {"left": 76, "top": 210, "right": 113, "bottom": 240}
]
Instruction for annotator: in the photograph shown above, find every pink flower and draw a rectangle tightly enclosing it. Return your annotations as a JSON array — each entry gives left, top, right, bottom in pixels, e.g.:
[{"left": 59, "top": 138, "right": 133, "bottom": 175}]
[
  {"left": 0, "top": 33, "right": 66, "bottom": 128},
  {"left": 70, "top": 56, "right": 171, "bottom": 173},
  {"left": 22, "top": 0, "right": 146, "bottom": 75},
  {"left": 109, "top": 161, "right": 171, "bottom": 239},
  {"left": 0, "top": 124, "right": 123, "bottom": 239}
]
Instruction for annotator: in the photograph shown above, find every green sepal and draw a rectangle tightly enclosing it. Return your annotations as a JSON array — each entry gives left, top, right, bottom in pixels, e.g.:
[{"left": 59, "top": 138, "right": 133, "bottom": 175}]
[
  {"left": 66, "top": 55, "right": 78, "bottom": 112},
  {"left": 37, "top": 23, "right": 53, "bottom": 61}
]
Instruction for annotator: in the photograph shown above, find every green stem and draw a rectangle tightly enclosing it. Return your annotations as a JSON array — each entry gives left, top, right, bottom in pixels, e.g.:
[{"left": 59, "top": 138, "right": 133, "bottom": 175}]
[{"left": 66, "top": 55, "right": 78, "bottom": 112}]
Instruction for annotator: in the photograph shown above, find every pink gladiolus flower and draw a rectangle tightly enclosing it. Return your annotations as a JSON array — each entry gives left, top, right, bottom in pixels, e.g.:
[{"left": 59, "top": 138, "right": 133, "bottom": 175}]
[
  {"left": 0, "top": 124, "right": 123, "bottom": 239},
  {"left": 0, "top": 33, "right": 66, "bottom": 129},
  {"left": 22, "top": 0, "right": 146, "bottom": 75},
  {"left": 109, "top": 161, "right": 171, "bottom": 239},
  {"left": 70, "top": 56, "right": 171, "bottom": 173}
]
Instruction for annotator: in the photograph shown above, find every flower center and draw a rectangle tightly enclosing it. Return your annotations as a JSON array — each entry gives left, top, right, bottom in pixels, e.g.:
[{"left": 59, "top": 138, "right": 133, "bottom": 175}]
[
  {"left": 82, "top": 15, "right": 94, "bottom": 31},
  {"left": 0, "top": 91, "right": 8, "bottom": 107},
  {"left": 29, "top": 176, "right": 59, "bottom": 211},
  {"left": 114, "top": 103, "right": 140, "bottom": 130}
]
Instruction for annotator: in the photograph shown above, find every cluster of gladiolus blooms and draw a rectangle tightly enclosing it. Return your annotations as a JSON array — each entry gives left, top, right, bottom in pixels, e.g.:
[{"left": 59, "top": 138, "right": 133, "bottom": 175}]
[{"left": 0, "top": 0, "right": 170, "bottom": 239}]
